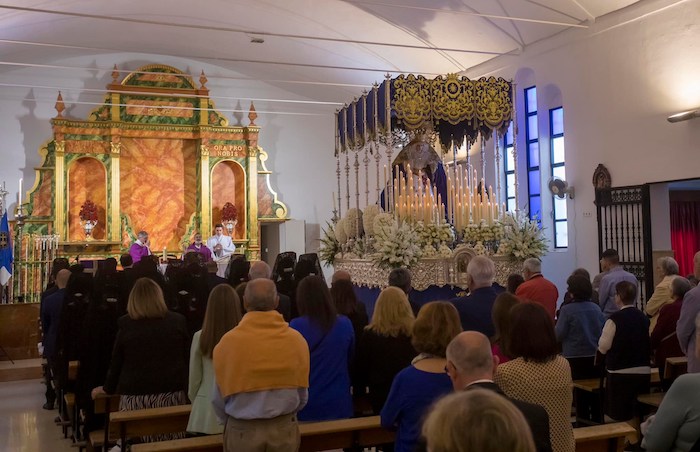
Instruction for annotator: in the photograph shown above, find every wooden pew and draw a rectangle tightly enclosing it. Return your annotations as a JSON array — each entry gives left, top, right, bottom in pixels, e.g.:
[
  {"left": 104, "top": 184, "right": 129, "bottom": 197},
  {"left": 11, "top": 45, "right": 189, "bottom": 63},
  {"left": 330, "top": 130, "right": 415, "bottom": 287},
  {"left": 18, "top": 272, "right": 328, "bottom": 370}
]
[
  {"left": 574, "top": 422, "right": 636, "bottom": 452},
  {"left": 664, "top": 356, "right": 687, "bottom": 381},
  {"left": 637, "top": 392, "right": 664, "bottom": 409},
  {"left": 130, "top": 415, "right": 394, "bottom": 452},
  {"left": 87, "top": 394, "right": 121, "bottom": 452},
  {"left": 109, "top": 404, "right": 192, "bottom": 447},
  {"left": 131, "top": 435, "right": 223, "bottom": 452}
]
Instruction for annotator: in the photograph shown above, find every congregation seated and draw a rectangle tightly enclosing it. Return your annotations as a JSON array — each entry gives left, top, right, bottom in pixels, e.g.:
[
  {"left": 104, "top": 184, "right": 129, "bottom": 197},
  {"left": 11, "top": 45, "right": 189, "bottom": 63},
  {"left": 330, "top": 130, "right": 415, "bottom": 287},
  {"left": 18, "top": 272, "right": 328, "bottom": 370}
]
[
  {"left": 495, "top": 302, "right": 575, "bottom": 452},
  {"left": 491, "top": 292, "right": 520, "bottom": 365},
  {"left": 380, "top": 301, "right": 461, "bottom": 452},
  {"left": 291, "top": 275, "right": 354, "bottom": 421},
  {"left": 597, "top": 280, "right": 651, "bottom": 423},
  {"left": 424, "top": 381, "right": 537, "bottom": 452},
  {"left": 555, "top": 274, "right": 605, "bottom": 380},
  {"left": 187, "top": 284, "right": 242, "bottom": 435},
  {"left": 446, "top": 331, "right": 552, "bottom": 452},
  {"left": 92, "top": 278, "right": 190, "bottom": 444},
  {"left": 650, "top": 276, "right": 691, "bottom": 389},
  {"left": 449, "top": 255, "right": 499, "bottom": 337},
  {"left": 354, "top": 286, "right": 417, "bottom": 414}
]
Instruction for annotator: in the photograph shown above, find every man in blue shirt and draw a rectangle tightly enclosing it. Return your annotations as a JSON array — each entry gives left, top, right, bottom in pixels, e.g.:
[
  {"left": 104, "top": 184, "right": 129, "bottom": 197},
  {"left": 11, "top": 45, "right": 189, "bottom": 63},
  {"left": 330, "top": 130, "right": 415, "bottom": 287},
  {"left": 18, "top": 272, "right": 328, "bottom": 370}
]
[
  {"left": 598, "top": 249, "right": 638, "bottom": 318},
  {"left": 40, "top": 269, "right": 70, "bottom": 410}
]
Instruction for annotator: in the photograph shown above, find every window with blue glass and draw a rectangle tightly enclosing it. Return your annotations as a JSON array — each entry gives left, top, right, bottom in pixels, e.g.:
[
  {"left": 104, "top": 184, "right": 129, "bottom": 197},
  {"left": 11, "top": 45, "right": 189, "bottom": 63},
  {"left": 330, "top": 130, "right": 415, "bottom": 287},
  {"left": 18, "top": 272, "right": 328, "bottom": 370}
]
[
  {"left": 524, "top": 86, "right": 540, "bottom": 224},
  {"left": 503, "top": 123, "right": 516, "bottom": 212},
  {"left": 550, "top": 107, "right": 567, "bottom": 248}
]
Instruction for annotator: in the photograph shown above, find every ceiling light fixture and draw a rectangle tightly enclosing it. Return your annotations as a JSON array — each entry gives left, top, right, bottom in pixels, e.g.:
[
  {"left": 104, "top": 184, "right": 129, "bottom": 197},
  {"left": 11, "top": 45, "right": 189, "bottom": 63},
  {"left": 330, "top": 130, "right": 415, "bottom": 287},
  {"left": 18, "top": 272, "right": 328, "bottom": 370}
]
[{"left": 667, "top": 109, "right": 700, "bottom": 123}]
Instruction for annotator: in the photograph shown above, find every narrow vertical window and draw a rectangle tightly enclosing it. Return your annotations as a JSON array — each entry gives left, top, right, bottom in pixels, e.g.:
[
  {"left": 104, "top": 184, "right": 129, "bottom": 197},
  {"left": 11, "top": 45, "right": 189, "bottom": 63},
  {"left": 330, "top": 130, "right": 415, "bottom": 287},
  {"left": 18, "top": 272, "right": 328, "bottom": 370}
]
[
  {"left": 503, "top": 123, "right": 515, "bottom": 212},
  {"left": 524, "top": 86, "right": 540, "bottom": 224},
  {"left": 550, "top": 107, "right": 567, "bottom": 248}
]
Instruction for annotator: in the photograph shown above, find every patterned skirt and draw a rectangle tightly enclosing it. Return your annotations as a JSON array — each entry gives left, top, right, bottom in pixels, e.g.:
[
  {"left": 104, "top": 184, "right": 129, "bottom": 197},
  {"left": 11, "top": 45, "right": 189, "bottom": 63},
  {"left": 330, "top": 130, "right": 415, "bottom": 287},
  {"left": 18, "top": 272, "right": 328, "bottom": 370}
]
[{"left": 119, "top": 390, "right": 188, "bottom": 444}]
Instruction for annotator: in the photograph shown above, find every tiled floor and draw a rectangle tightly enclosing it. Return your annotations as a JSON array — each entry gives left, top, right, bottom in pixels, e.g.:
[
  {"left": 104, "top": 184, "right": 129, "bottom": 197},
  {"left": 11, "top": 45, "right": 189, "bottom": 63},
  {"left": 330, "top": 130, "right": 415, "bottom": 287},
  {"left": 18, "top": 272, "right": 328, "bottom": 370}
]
[{"left": 0, "top": 378, "right": 76, "bottom": 452}]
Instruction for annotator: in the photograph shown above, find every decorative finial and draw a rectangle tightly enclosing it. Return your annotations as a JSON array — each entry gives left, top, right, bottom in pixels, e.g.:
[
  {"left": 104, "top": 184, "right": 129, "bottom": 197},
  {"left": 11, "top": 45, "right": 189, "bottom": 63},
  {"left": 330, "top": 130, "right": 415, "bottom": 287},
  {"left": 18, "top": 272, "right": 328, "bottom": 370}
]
[
  {"left": 111, "top": 64, "right": 119, "bottom": 83},
  {"left": 55, "top": 92, "right": 65, "bottom": 118},
  {"left": 199, "top": 70, "right": 208, "bottom": 88},
  {"left": 248, "top": 102, "right": 258, "bottom": 126}
]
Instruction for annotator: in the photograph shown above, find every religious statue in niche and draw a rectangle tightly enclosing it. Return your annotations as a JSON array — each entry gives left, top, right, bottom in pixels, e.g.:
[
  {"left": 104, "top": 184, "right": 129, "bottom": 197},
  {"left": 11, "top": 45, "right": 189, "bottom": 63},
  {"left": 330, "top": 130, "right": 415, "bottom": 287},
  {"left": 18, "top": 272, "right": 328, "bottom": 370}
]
[{"left": 592, "top": 164, "right": 612, "bottom": 191}]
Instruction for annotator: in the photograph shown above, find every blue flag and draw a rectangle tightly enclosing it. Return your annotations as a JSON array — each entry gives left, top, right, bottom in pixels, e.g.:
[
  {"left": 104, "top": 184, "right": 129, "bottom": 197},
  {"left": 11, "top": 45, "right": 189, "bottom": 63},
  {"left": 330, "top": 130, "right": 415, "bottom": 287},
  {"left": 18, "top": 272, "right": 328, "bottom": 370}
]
[{"left": 0, "top": 211, "right": 12, "bottom": 286}]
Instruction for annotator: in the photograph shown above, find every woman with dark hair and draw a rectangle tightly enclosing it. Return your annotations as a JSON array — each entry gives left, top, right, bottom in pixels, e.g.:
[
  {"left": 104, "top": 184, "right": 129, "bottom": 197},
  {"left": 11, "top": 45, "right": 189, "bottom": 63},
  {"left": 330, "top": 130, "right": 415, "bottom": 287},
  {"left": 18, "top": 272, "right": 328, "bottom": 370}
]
[
  {"left": 507, "top": 273, "right": 525, "bottom": 294},
  {"left": 491, "top": 292, "right": 520, "bottom": 364},
  {"left": 495, "top": 302, "right": 575, "bottom": 452},
  {"left": 92, "top": 278, "right": 190, "bottom": 444},
  {"left": 380, "top": 301, "right": 461, "bottom": 452},
  {"left": 330, "top": 279, "right": 368, "bottom": 342},
  {"left": 290, "top": 275, "right": 354, "bottom": 421},
  {"left": 187, "top": 284, "right": 242, "bottom": 434},
  {"left": 555, "top": 274, "right": 605, "bottom": 379}
]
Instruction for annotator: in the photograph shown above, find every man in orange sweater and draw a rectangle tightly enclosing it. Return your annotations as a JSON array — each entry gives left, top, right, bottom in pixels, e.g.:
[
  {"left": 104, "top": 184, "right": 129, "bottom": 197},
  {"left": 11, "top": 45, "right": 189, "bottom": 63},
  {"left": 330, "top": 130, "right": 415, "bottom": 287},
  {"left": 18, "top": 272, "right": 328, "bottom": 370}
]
[
  {"left": 213, "top": 278, "right": 310, "bottom": 452},
  {"left": 516, "top": 257, "right": 559, "bottom": 321}
]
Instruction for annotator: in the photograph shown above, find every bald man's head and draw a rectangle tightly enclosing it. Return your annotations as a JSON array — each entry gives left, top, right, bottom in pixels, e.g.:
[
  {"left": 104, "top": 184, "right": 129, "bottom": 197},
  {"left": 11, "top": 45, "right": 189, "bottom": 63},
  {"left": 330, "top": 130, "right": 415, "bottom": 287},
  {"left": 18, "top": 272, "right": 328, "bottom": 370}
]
[
  {"left": 446, "top": 331, "right": 498, "bottom": 389},
  {"left": 249, "top": 261, "right": 272, "bottom": 280},
  {"left": 55, "top": 269, "right": 71, "bottom": 289},
  {"left": 244, "top": 278, "right": 278, "bottom": 311}
]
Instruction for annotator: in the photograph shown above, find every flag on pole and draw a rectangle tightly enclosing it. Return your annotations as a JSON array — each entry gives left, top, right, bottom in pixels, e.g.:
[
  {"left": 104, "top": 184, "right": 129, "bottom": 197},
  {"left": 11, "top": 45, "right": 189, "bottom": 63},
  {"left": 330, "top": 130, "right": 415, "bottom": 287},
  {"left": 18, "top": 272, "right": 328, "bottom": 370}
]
[{"left": 0, "top": 210, "right": 12, "bottom": 286}]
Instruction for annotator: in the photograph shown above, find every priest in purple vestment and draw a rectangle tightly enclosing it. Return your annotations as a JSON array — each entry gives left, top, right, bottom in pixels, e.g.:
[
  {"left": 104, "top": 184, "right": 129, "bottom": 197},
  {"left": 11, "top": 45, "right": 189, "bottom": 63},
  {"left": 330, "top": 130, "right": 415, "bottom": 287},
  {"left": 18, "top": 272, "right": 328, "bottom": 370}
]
[
  {"left": 129, "top": 230, "right": 152, "bottom": 264},
  {"left": 185, "top": 233, "right": 212, "bottom": 262}
]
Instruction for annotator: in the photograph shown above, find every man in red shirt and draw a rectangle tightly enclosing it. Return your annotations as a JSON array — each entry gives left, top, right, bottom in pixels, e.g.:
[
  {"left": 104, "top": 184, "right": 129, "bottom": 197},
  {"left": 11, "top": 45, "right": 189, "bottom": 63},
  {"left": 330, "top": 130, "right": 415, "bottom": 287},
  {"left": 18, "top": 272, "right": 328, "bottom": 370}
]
[{"left": 516, "top": 258, "right": 559, "bottom": 320}]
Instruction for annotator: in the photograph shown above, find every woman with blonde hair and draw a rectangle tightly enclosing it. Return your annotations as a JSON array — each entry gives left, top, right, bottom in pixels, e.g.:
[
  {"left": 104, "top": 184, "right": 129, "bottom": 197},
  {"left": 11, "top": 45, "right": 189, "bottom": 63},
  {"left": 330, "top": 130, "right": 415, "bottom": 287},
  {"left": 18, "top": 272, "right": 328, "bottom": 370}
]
[
  {"left": 354, "top": 286, "right": 417, "bottom": 413},
  {"left": 187, "top": 284, "right": 242, "bottom": 434},
  {"left": 92, "top": 277, "right": 190, "bottom": 443},
  {"left": 423, "top": 389, "right": 536, "bottom": 452},
  {"left": 381, "top": 301, "right": 462, "bottom": 452}
]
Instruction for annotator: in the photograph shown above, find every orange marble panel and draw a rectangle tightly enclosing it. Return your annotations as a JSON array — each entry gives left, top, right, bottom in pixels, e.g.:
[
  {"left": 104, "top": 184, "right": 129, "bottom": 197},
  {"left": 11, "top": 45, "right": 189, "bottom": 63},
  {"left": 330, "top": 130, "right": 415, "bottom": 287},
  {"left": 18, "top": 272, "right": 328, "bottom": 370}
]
[
  {"left": 257, "top": 177, "right": 273, "bottom": 217},
  {"left": 32, "top": 171, "right": 53, "bottom": 217},
  {"left": 120, "top": 138, "right": 196, "bottom": 251},
  {"left": 0, "top": 304, "right": 40, "bottom": 359},
  {"left": 66, "top": 140, "right": 109, "bottom": 154},
  {"left": 68, "top": 157, "right": 107, "bottom": 241},
  {"left": 211, "top": 161, "right": 246, "bottom": 239}
]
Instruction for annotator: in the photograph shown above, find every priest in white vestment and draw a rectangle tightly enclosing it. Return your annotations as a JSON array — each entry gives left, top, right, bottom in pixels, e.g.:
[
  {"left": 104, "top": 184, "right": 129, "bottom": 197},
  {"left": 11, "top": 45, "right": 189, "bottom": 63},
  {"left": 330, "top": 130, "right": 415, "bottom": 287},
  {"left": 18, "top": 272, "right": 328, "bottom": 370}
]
[{"left": 206, "top": 224, "right": 236, "bottom": 260}]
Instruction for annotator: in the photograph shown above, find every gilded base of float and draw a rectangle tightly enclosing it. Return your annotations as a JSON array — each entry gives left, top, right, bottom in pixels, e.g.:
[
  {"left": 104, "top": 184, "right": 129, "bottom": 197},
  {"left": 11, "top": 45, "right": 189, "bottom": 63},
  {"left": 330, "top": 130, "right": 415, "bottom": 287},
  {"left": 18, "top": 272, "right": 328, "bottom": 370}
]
[{"left": 334, "top": 247, "right": 523, "bottom": 291}]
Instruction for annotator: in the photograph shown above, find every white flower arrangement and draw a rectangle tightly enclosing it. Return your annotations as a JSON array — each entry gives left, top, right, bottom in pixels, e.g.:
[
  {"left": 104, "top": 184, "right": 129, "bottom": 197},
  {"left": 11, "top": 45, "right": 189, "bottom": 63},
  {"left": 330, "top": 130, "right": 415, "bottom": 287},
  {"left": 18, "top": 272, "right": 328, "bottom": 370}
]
[
  {"left": 335, "top": 218, "right": 348, "bottom": 245},
  {"left": 372, "top": 219, "right": 423, "bottom": 269},
  {"left": 373, "top": 212, "right": 395, "bottom": 239},
  {"left": 319, "top": 222, "right": 341, "bottom": 266},
  {"left": 498, "top": 212, "right": 548, "bottom": 260},
  {"left": 362, "top": 205, "right": 382, "bottom": 236},
  {"left": 343, "top": 208, "right": 364, "bottom": 238}
]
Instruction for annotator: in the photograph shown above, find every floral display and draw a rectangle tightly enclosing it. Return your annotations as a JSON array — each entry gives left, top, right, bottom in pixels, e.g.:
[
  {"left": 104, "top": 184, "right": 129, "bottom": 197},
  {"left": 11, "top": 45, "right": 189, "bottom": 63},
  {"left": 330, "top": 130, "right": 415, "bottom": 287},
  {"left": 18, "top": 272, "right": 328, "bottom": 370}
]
[
  {"left": 221, "top": 202, "right": 238, "bottom": 222},
  {"left": 79, "top": 200, "right": 98, "bottom": 222},
  {"left": 319, "top": 205, "right": 548, "bottom": 269}
]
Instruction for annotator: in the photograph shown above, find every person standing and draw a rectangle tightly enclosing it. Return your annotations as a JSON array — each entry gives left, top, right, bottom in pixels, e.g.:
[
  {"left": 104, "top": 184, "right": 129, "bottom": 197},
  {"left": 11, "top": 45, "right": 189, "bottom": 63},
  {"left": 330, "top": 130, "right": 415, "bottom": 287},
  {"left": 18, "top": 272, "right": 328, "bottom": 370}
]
[
  {"left": 128, "top": 231, "right": 152, "bottom": 264},
  {"left": 186, "top": 233, "right": 213, "bottom": 262},
  {"left": 207, "top": 224, "right": 235, "bottom": 260},
  {"left": 677, "top": 251, "right": 700, "bottom": 374},
  {"left": 212, "top": 279, "right": 309, "bottom": 452},
  {"left": 40, "top": 269, "right": 71, "bottom": 410},
  {"left": 449, "top": 256, "right": 500, "bottom": 337},
  {"left": 598, "top": 249, "right": 638, "bottom": 318},
  {"left": 516, "top": 258, "right": 559, "bottom": 321}
]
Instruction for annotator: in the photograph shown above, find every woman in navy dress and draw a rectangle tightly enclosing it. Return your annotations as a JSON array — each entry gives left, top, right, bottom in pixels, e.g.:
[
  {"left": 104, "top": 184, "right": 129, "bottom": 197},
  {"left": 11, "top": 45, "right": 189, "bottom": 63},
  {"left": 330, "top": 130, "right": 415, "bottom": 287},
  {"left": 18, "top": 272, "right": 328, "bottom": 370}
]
[{"left": 291, "top": 275, "right": 354, "bottom": 421}]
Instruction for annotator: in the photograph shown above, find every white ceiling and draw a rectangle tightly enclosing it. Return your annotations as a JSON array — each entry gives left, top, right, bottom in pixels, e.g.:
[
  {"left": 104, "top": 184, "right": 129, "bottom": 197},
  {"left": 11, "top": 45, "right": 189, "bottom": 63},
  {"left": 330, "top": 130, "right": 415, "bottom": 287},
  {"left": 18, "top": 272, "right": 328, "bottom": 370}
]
[{"left": 0, "top": 0, "right": 641, "bottom": 109}]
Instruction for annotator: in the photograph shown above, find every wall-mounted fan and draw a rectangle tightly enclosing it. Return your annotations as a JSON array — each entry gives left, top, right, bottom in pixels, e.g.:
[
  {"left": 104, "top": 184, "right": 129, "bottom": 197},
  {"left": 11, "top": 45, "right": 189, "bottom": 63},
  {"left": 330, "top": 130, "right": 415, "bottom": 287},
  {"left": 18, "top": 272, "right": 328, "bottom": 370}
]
[{"left": 548, "top": 177, "right": 575, "bottom": 199}]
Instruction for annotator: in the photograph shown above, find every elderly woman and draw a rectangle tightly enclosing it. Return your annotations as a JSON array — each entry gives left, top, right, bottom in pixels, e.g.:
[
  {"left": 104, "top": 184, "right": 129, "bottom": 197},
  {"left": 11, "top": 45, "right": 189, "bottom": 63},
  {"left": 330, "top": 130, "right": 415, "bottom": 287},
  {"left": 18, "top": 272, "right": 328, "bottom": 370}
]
[
  {"left": 423, "top": 389, "right": 536, "bottom": 452},
  {"left": 354, "top": 286, "right": 416, "bottom": 414},
  {"left": 495, "top": 302, "right": 575, "bottom": 452},
  {"left": 92, "top": 277, "right": 190, "bottom": 442},
  {"left": 380, "top": 301, "right": 462, "bottom": 452},
  {"left": 645, "top": 256, "right": 680, "bottom": 332},
  {"left": 642, "top": 313, "right": 700, "bottom": 451}
]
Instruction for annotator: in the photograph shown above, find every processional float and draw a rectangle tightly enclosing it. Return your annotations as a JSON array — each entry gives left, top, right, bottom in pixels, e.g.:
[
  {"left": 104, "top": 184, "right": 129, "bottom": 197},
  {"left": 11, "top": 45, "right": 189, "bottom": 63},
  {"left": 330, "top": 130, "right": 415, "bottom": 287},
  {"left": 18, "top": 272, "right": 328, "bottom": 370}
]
[{"left": 325, "top": 74, "right": 547, "bottom": 291}]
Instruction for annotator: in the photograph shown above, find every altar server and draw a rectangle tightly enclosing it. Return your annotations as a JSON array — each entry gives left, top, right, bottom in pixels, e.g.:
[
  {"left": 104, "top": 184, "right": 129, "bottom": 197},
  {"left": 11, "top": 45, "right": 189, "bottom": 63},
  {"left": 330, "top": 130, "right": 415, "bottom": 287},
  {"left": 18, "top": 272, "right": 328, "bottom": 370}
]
[{"left": 207, "top": 224, "right": 235, "bottom": 259}]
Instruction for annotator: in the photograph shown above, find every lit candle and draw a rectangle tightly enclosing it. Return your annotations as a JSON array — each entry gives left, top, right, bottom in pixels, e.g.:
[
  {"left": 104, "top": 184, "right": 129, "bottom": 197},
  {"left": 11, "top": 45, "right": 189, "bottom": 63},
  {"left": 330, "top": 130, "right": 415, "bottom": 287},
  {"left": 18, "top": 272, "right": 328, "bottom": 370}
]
[{"left": 18, "top": 177, "right": 23, "bottom": 206}]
